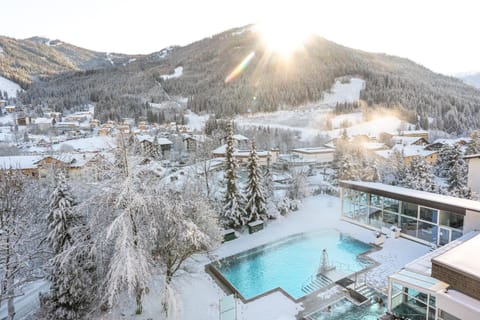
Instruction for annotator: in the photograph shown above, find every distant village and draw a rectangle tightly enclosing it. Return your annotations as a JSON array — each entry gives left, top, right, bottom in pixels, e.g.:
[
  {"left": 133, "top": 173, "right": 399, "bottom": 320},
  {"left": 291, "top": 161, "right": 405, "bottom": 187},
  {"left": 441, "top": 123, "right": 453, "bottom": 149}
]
[{"left": 0, "top": 98, "right": 479, "bottom": 196}]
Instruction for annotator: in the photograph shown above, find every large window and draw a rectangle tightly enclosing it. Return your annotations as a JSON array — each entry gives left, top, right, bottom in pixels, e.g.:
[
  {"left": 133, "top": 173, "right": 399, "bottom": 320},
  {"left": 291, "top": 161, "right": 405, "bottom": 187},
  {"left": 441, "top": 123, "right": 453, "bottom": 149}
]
[
  {"left": 384, "top": 197, "right": 400, "bottom": 213},
  {"left": 402, "top": 202, "right": 418, "bottom": 218},
  {"left": 419, "top": 207, "right": 438, "bottom": 223},
  {"left": 401, "top": 217, "right": 417, "bottom": 237},
  {"left": 439, "top": 211, "right": 464, "bottom": 230},
  {"left": 417, "top": 222, "right": 438, "bottom": 243}
]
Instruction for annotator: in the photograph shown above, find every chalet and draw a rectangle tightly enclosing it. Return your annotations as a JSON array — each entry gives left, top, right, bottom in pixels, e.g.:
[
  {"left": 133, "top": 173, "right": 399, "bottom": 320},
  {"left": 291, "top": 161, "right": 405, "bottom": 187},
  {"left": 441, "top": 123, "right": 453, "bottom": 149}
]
[
  {"left": 0, "top": 155, "right": 42, "bottom": 177},
  {"left": 5, "top": 105, "right": 15, "bottom": 113},
  {"left": 290, "top": 147, "right": 335, "bottom": 165},
  {"left": 98, "top": 127, "right": 112, "bottom": 136},
  {"left": 211, "top": 144, "right": 275, "bottom": 166},
  {"left": 33, "top": 117, "right": 53, "bottom": 131},
  {"left": 375, "top": 145, "right": 438, "bottom": 165},
  {"left": 391, "top": 135, "right": 429, "bottom": 146},
  {"left": 183, "top": 134, "right": 209, "bottom": 151},
  {"left": 399, "top": 130, "right": 429, "bottom": 140},
  {"left": 0, "top": 100, "right": 7, "bottom": 107},
  {"left": 15, "top": 112, "right": 32, "bottom": 126},
  {"left": 136, "top": 135, "right": 173, "bottom": 155},
  {"left": 426, "top": 138, "right": 470, "bottom": 151},
  {"left": 464, "top": 153, "right": 480, "bottom": 195},
  {"left": 90, "top": 119, "right": 100, "bottom": 128},
  {"left": 56, "top": 121, "right": 80, "bottom": 130}
]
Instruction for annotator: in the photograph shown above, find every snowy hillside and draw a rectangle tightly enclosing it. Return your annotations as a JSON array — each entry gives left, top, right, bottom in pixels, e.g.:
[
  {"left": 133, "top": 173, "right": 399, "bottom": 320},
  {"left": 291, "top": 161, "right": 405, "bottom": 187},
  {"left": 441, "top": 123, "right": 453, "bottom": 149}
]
[
  {"left": 161, "top": 66, "right": 183, "bottom": 80},
  {"left": 234, "top": 77, "right": 395, "bottom": 141},
  {"left": 320, "top": 78, "right": 365, "bottom": 106},
  {"left": 0, "top": 75, "right": 22, "bottom": 98}
]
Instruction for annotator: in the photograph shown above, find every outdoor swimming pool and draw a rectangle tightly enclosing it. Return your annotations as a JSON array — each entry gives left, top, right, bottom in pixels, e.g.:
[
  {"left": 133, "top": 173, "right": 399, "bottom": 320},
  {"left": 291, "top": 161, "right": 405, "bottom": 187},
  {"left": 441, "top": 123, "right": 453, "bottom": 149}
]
[
  {"left": 212, "top": 230, "right": 374, "bottom": 300},
  {"left": 307, "top": 297, "right": 387, "bottom": 320}
]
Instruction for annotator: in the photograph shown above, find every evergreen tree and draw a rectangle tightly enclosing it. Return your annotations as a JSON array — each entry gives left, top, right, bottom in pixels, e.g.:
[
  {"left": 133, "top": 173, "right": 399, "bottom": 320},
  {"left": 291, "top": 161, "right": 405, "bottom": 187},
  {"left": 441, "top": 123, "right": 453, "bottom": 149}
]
[
  {"left": 46, "top": 171, "right": 96, "bottom": 320},
  {"left": 245, "top": 140, "right": 267, "bottom": 223},
  {"left": 436, "top": 144, "right": 459, "bottom": 177},
  {"left": 466, "top": 131, "right": 480, "bottom": 155},
  {"left": 401, "top": 156, "right": 436, "bottom": 192},
  {"left": 447, "top": 157, "right": 472, "bottom": 199},
  {"left": 222, "top": 120, "right": 245, "bottom": 227}
]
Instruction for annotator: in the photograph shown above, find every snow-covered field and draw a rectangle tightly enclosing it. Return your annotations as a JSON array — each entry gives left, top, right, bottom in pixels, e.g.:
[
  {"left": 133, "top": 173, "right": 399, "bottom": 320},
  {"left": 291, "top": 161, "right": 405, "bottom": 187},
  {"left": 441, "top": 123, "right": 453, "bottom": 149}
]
[
  {"left": 106, "top": 193, "right": 429, "bottom": 320},
  {"left": 185, "top": 110, "right": 210, "bottom": 131},
  {"left": 161, "top": 66, "right": 183, "bottom": 80},
  {"left": 0, "top": 75, "right": 22, "bottom": 98},
  {"left": 233, "top": 77, "right": 395, "bottom": 141}
]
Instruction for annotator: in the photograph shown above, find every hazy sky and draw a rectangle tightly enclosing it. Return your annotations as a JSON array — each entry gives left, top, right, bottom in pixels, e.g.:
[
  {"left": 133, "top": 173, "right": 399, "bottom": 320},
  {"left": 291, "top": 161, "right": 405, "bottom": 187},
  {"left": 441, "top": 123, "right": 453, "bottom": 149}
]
[{"left": 2, "top": 0, "right": 479, "bottom": 74}]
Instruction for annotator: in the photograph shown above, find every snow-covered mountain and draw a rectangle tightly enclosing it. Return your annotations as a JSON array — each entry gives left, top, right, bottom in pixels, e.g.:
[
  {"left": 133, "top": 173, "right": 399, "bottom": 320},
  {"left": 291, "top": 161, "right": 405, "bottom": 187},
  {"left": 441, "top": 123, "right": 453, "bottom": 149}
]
[{"left": 0, "top": 35, "right": 142, "bottom": 87}]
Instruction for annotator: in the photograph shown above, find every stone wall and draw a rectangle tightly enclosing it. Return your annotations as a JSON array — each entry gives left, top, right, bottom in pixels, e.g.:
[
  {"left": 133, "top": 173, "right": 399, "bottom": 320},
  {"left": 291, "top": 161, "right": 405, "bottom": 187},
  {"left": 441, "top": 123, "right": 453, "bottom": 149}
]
[{"left": 432, "top": 261, "right": 480, "bottom": 300}]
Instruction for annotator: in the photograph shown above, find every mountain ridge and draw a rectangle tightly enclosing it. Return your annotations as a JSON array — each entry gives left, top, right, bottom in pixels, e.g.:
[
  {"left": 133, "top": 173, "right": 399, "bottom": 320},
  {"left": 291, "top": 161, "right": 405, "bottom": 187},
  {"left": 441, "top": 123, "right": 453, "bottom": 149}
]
[{"left": 4, "top": 26, "right": 480, "bottom": 134}]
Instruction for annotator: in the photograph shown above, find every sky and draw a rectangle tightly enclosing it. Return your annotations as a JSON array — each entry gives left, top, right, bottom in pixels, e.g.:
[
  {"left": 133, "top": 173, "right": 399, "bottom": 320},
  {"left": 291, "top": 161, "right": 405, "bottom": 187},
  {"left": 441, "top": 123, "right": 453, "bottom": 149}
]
[{"left": 2, "top": 0, "right": 480, "bottom": 75}]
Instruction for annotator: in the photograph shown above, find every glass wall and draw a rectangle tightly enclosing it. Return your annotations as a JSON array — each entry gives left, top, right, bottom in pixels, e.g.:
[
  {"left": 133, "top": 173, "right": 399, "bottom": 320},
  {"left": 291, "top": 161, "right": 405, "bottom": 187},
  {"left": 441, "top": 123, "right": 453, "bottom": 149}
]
[
  {"left": 341, "top": 187, "right": 466, "bottom": 246},
  {"left": 390, "top": 284, "right": 436, "bottom": 320}
]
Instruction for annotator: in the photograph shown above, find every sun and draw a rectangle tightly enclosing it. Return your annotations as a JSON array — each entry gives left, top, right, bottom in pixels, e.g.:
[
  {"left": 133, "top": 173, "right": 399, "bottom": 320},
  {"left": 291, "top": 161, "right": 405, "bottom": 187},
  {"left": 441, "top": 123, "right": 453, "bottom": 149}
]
[{"left": 256, "top": 14, "right": 313, "bottom": 56}]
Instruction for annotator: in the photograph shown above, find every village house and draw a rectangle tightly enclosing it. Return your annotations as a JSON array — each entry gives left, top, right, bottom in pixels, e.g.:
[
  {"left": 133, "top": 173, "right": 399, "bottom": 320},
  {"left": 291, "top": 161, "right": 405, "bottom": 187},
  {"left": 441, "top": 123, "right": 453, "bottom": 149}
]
[
  {"left": 375, "top": 144, "right": 438, "bottom": 165},
  {"left": 0, "top": 155, "right": 42, "bottom": 177},
  {"left": 464, "top": 153, "right": 480, "bottom": 195}
]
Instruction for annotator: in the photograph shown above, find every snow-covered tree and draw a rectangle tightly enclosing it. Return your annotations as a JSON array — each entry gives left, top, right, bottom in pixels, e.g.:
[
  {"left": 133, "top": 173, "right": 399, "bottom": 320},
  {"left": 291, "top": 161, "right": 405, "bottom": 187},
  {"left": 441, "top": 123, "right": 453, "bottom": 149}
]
[
  {"left": 436, "top": 144, "right": 462, "bottom": 178},
  {"left": 378, "top": 150, "right": 407, "bottom": 185},
  {"left": 102, "top": 174, "right": 152, "bottom": 315},
  {"left": 45, "top": 171, "right": 96, "bottom": 320},
  {"left": 0, "top": 171, "right": 49, "bottom": 320},
  {"left": 245, "top": 140, "right": 267, "bottom": 223},
  {"left": 222, "top": 120, "right": 246, "bottom": 228},
  {"left": 287, "top": 167, "right": 310, "bottom": 200},
  {"left": 401, "top": 156, "right": 436, "bottom": 192},
  {"left": 466, "top": 131, "right": 480, "bottom": 155},
  {"left": 153, "top": 187, "right": 221, "bottom": 317},
  {"left": 47, "top": 171, "right": 77, "bottom": 254},
  {"left": 447, "top": 158, "right": 472, "bottom": 199}
]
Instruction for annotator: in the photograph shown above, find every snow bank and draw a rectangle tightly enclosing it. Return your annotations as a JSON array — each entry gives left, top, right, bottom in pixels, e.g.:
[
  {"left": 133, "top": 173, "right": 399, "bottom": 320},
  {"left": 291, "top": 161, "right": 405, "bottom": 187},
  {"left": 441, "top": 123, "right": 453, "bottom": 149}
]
[{"left": 0, "top": 75, "right": 22, "bottom": 98}]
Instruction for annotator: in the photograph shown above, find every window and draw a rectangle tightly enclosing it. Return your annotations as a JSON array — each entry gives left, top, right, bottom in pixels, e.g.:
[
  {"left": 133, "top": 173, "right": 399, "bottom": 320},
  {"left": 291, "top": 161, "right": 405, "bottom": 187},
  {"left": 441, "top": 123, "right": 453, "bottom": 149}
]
[
  {"left": 417, "top": 222, "right": 438, "bottom": 243},
  {"left": 419, "top": 207, "right": 438, "bottom": 223},
  {"left": 383, "top": 211, "right": 399, "bottom": 227},
  {"left": 370, "top": 194, "right": 383, "bottom": 208},
  {"left": 384, "top": 197, "right": 400, "bottom": 213},
  {"left": 402, "top": 202, "right": 418, "bottom": 218},
  {"left": 358, "top": 192, "right": 368, "bottom": 205},
  {"left": 438, "top": 310, "right": 461, "bottom": 320},
  {"left": 439, "top": 211, "right": 464, "bottom": 230},
  {"left": 401, "top": 217, "right": 417, "bottom": 237}
]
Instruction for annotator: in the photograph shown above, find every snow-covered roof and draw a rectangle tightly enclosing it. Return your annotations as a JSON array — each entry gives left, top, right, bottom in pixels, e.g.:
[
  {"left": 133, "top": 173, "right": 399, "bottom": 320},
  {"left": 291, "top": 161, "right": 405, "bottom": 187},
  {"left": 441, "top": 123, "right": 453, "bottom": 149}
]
[
  {"left": 389, "top": 269, "right": 448, "bottom": 295},
  {"left": 375, "top": 145, "right": 437, "bottom": 159},
  {"left": 290, "top": 147, "right": 334, "bottom": 154},
  {"left": 340, "top": 180, "right": 480, "bottom": 213},
  {"left": 464, "top": 153, "right": 480, "bottom": 159},
  {"left": 53, "top": 136, "right": 116, "bottom": 152},
  {"left": 136, "top": 135, "right": 173, "bottom": 145},
  {"left": 0, "top": 155, "right": 42, "bottom": 170},
  {"left": 432, "top": 138, "right": 470, "bottom": 146},
  {"left": 391, "top": 136, "right": 426, "bottom": 145},
  {"left": 405, "top": 231, "right": 480, "bottom": 276},
  {"left": 432, "top": 233, "right": 480, "bottom": 281},
  {"left": 232, "top": 134, "right": 249, "bottom": 141},
  {"left": 34, "top": 117, "right": 52, "bottom": 124}
]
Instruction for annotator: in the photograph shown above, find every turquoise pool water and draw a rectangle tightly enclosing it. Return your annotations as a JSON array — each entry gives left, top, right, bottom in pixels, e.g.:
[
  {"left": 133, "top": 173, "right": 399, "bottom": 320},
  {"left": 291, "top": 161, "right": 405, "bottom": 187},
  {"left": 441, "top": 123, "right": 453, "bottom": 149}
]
[
  {"left": 213, "top": 230, "right": 373, "bottom": 300},
  {"left": 308, "top": 298, "right": 387, "bottom": 320}
]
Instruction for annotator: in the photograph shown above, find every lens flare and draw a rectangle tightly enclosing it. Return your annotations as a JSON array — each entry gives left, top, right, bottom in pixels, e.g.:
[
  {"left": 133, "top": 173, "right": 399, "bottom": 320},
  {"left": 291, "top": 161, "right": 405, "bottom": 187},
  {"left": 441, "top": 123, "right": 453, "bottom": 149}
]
[{"left": 225, "top": 52, "right": 255, "bottom": 83}]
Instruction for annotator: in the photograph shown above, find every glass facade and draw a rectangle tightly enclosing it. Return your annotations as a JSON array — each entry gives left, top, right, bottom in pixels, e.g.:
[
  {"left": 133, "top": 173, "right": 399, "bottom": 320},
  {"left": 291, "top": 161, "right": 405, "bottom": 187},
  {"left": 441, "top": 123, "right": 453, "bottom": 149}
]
[{"left": 341, "top": 187, "right": 465, "bottom": 246}]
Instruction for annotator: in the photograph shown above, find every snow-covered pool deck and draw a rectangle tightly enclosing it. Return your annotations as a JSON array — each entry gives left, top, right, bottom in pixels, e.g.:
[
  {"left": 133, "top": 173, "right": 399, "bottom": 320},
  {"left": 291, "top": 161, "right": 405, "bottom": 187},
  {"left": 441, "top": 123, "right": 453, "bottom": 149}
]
[
  {"left": 174, "top": 195, "right": 430, "bottom": 320},
  {"left": 106, "top": 195, "right": 430, "bottom": 320}
]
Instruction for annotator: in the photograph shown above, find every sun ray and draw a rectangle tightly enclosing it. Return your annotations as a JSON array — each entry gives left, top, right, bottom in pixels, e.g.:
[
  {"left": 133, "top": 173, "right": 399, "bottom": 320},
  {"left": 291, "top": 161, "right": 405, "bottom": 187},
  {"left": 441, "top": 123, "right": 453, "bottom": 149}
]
[{"left": 225, "top": 51, "right": 256, "bottom": 83}]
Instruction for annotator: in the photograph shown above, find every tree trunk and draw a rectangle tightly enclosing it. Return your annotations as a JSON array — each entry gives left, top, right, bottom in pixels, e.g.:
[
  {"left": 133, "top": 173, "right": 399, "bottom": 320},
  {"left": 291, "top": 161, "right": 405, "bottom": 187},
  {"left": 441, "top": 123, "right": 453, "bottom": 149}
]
[{"left": 6, "top": 236, "right": 15, "bottom": 320}]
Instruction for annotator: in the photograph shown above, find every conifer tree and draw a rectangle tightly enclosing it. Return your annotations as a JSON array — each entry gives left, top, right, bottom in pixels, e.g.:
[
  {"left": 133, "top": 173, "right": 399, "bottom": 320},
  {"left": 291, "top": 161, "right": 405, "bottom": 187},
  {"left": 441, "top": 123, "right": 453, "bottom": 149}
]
[
  {"left": 245, "top": 140, "right": 267, "bottom": 223},
  {"left": 222, "top": 120, "right": 245, "bottom": 227},
  {"left": 46, "top": 171, "right": 96, "bottom": 320},
  {"left": 466, "top": 131, "right": 480, "bottom": 155},
  {"left": 401, "top": 156, "right": 436, "bottom": 192}
]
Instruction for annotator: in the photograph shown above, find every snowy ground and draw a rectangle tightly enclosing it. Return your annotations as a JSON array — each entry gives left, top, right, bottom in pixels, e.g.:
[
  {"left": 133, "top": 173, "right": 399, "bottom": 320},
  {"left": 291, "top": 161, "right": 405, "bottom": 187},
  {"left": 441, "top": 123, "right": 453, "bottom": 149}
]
[
  {"left": 184, "top": 110, "right": 210, "bottom": 132},
  {"left": 106, "top": 193, "right": 429, "bottom": 320},
  {"left": 161, "top": 66, "right": 183, "bottom": 80},
  {"left": 0, "top": 76, "right": 22, "bottom": 98}
]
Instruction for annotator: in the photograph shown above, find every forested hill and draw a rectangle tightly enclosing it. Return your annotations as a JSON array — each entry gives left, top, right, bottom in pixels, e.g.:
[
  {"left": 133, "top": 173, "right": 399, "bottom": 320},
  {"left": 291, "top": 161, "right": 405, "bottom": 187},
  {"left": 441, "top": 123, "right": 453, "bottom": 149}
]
[
  {"left": 0, "top": 35, "right": 141, "bottom": 88},
  {"left": 15, "top": 26, "right": 480, "bottom": 134}
]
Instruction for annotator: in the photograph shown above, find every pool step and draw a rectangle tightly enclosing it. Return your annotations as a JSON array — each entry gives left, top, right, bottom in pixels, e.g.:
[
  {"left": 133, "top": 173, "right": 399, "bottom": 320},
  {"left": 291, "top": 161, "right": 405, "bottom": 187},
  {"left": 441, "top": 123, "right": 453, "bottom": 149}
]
[{"left": 301, "top": 274, "right": 333, "bottom": 294}]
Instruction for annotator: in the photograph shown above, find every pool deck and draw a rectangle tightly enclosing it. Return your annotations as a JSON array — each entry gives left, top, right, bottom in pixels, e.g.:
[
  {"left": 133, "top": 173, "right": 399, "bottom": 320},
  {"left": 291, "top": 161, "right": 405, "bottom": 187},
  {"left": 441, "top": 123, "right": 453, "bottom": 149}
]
[{"left": 177, "top": 195, "right": 431, "bottom": 320}]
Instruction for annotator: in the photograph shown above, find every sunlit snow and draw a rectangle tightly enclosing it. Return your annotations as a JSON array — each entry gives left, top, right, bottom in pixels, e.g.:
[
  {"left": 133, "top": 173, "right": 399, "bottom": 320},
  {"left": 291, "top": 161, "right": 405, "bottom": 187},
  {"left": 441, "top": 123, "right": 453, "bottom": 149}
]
[{"left": 0, "top": 75, "right": 22, "bottom": 98}]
